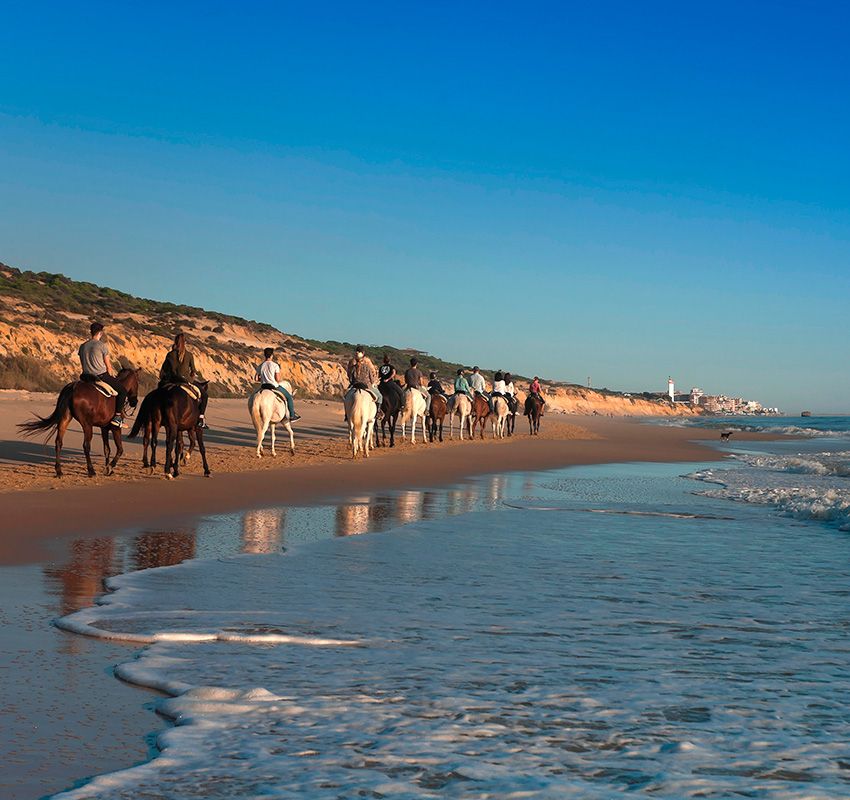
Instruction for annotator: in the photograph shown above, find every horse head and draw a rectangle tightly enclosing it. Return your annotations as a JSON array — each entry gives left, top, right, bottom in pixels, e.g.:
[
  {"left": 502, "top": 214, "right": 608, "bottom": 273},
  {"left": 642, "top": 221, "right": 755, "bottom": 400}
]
[{"left": 119, "top": 367, "right": 143, "bottom": 408}]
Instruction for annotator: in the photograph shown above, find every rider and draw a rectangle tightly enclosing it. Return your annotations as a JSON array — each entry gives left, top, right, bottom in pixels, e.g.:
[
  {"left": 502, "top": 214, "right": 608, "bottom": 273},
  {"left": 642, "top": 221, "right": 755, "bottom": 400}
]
[
  {"left": 503, "top": 372, "right": 519, "bottom": 414},
  {"left": 491, "top": 370, "right": 508, "bottom": 412},
  {"left": 378, "top": 353, "right": 405, "bottom": 408},
  {"left": 469, "top": 366, "right": 489, "bottom": 406},
  {"left": 404, "top": 357, "right": 431, "bottom": 410},
  {"left": 427, "top": 371, "right": 447, "bottom": 399},
  {"left": 158, "top": 333, "right": 209, "bottom": 428},
  {"left": 454, "top": 368, "right": 472, "bottom": 398},
  {"left": 529, "top": 376, "right": 546, "bottom": 413},
  {"left": 346, "top": 346, "right": 381, "bottom": 412},
  {"left": 255, "top": 347, "right": 301, "bottom": 421},
  {"left": 78, "top": 322, "right": 126, "bottom": 428}
]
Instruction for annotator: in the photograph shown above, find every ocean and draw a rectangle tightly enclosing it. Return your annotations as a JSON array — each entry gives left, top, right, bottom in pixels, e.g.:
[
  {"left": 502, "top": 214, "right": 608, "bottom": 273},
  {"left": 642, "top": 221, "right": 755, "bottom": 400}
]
[{"left": 50, "top": 417, "right": 850, "bottom": 799}]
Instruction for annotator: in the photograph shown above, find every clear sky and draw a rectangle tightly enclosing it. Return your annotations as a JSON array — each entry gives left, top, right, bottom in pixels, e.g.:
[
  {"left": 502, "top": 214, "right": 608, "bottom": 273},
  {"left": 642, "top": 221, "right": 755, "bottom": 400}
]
[{"left": 1, "top": 2, "right": 848, "bottom": 411}]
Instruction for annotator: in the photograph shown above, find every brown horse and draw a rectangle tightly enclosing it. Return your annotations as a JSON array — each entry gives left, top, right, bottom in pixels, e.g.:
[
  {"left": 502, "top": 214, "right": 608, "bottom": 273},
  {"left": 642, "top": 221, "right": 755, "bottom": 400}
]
[
  {"left": 471, "top": 393, "right": 491, "bottom": 440},
  {"left": 19, "top": 368, "right": 140, "bottom": 478},
  {"left": 130, "top": 383, "right": 210, "bottom": 479},
  {"left": 428, "top": 393, "right": 448, "bottom": 442},
  {"left": 525, "top": 394, "right": 544, "bottom": 435},
  {"left": 375, "top": 380, "right": 404, "bottom": 448}
]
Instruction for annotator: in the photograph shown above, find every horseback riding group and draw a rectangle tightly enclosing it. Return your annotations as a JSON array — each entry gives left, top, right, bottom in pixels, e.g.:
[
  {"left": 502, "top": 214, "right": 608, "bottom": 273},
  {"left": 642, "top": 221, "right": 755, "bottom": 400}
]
[
  {"left": 342, "top": 345, "right": 546, "bottom": 458},
  {"left": 19, "top": 325, "right": 546, "bottom": 474}
]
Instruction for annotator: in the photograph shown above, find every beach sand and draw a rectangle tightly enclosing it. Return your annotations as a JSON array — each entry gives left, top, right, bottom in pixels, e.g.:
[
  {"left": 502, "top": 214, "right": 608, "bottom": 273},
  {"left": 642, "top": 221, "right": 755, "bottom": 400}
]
[{"left": 0, "top": 390, "right": 770, "bottom": 564}]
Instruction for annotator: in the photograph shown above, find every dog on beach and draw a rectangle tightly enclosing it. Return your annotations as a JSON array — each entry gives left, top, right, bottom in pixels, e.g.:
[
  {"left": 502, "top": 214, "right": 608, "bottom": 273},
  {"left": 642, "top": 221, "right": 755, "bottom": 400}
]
[{"left": 720, "top": 431, "right": 733, "bottom": 442}]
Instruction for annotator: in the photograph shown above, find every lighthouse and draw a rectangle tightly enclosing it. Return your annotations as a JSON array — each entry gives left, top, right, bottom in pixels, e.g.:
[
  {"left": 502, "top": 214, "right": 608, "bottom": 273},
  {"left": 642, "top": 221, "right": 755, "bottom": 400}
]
[{"left": 668, "top": 377, "right": 675, "bottom": 403}]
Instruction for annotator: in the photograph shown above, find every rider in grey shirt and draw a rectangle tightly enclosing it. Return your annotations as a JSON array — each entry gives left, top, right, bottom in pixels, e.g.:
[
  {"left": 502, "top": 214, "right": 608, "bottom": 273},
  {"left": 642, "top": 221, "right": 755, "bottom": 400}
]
[{"left": 78, "top": 322, "right": 126, "bottom": 427}]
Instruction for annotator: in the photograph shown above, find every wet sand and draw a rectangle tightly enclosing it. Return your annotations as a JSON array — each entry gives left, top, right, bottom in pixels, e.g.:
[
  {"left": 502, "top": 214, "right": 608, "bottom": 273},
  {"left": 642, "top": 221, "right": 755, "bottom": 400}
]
[{"left": 0, "top": 390, "right": 769, "bottom": 564}]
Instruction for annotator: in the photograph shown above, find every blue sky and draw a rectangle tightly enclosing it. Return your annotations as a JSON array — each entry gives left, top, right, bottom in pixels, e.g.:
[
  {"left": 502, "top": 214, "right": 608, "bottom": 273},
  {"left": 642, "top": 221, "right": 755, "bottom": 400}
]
[{"left": 1, "top": 2, "right": 848, "bottom": 411}]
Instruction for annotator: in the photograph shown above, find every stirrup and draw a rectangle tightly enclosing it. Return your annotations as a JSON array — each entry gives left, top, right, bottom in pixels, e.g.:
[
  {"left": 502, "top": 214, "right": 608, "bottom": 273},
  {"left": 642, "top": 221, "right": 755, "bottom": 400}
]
[{"left": 110, "top": 415, "right": 124, "bottom": 428}]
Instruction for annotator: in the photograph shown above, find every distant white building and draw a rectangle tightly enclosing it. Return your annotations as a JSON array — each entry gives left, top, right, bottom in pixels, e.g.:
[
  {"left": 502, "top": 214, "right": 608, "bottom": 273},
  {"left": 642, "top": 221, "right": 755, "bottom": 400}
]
[
  {"left": 668, "top": 377, "right": 675, "bottom": 402},
  {"left": 690, "top": 387, "right": 704, "bottom": 406}
]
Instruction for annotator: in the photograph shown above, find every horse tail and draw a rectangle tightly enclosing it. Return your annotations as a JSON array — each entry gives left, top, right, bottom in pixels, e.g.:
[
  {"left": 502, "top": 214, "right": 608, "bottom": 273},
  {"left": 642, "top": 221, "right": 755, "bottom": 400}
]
[
  {"left": 18, "top": 383, "right": 75, "bottom": 438},
  {"left": 129, "top": 391, "right": 155, "bottom": 439}
]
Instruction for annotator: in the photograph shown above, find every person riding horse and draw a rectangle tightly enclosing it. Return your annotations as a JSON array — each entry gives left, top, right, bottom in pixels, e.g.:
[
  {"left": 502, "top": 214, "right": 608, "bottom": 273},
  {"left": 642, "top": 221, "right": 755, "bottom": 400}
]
[
  {"left": 346, "top": 347, "right": 381, "bottom": 419},
  {"left": 255, "top": 347, "right": 301, "bottom": 421},
  {"left": 454, "top": 368, "right": 473, "bottom": 398},
  {"left": 378, "top": 353, "right": 405, "bottom": 408},
  {"left": 78, "top": 322, "right": 128, "bottom": 428},
  {"left": 404, "top": 357, "right": 431, "bottom": 410},
  {"left": 427, "top": 371, "right": 447, "bottom": 399},
  {"left": 503, "top": 372, "right": 519, "bottom": 414},
  {"left": 528, "top": 376, "right": 545, "bottom": 413},
  {"left": 158, "top": 333, "right": 209, "bottom": 428},
  {"left": 491, "top": 371, "right": 510, "bottom": 412},
  {"left": 468, "top": 366, "right": 490, "bottom": 406}
]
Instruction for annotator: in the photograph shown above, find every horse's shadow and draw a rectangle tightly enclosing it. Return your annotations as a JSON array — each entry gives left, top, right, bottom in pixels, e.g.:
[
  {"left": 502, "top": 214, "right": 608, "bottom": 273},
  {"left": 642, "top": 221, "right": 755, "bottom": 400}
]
[{"left": 0, "top": 438, "right": 77, "bottom": 465}]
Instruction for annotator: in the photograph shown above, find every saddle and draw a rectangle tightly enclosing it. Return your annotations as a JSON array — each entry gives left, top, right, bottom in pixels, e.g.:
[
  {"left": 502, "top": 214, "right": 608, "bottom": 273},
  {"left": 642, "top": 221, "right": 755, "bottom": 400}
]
[
  {"left": 162, "top": 382, "right": 202, "bottom": 401},
  {"left": 260, "top": 384, "right": 288, "bottom": 404},
  {"left": 79, "top": 374, "right": 119, "bottom": 397}
]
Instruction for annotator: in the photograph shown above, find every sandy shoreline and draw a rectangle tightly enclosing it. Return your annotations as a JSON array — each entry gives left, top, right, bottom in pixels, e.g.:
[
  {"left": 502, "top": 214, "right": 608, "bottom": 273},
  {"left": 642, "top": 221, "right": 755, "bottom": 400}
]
[{"left": 0, "top": 391, "right": 771, "bottom": 564}]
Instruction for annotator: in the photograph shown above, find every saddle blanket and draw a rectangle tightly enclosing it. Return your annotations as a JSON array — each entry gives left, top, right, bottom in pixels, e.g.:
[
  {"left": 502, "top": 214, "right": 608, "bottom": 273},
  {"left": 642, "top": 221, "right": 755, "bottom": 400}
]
[
  {"left": 162, "top": 382, "right": 202, "bottom": 401},
  {"left": 94, "top": 380, "right": 118, "bottom": 398}
]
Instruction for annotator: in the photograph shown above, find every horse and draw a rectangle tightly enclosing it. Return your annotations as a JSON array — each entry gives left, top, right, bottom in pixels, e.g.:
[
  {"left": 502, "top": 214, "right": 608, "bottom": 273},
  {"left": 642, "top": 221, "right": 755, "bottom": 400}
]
[
  {"left": 400, "top": 387, "right": 429, "bottom": 444},
  {"left": 129, "top": 382, "right": 210, "bottom": 479},
  {"left": 491, "top": 395, "right": 510, "bottom": 438},
  {"left": 249, "top": 381, "right": 295, "bottom": 457},
  {"left": 448, "top": 393, "right": 473, "bottom": 440},
  {"left": 505, "top": 396, "right": 518, "bottom": 436},
  {"left": 470, "top": 393, "right": 491, "bottom": 440},
  {"left": 376, "top": 381, "right": 403, "bottom": 448},
  {"left": 525, "top": 394, "right": 544, "bottom": 435},
  {"left": 18, "top": 368, "right": 141, "bottom": 478},
  {"left": 344, "top": 386, "right": 377, "bottom": 458},
  {"left": 428, "top": 393, "right": 448, "bottom": 443}
]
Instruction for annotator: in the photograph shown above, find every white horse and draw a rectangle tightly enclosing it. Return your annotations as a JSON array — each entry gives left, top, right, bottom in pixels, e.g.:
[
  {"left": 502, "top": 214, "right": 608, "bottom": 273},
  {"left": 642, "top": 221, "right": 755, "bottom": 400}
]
[
  {"left": 491, "top": 395, "right": 510, "bottom": 439},
  {"left": 400, "top": 387, "right": 429, "bottom": 444},
  {"left": 344, "top": 387, "right": 377, "bottom": 458},
  {"left": 448, "top": 393, "right": 473, "bottom": 440},
  {"left": 248, "top": 380, "right": 296, "bottom": 457}
]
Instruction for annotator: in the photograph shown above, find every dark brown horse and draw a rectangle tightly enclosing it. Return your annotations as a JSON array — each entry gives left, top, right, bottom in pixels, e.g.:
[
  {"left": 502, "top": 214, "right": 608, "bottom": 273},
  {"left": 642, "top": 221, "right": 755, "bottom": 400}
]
[
  {"left": 130, "top": 383, "right": 210, "bottom": 479},
  {"left": 19, "top": 369, "right": 141, "bottom": 478},
  {"left": 428, "top": 393, "right": 448, "bottom": 442},
  {"left": 471, "top": 394, "right": 491, "bottom": 440},
  {"left": 525, "top": 394, "right": 544, "bottom": 435}
]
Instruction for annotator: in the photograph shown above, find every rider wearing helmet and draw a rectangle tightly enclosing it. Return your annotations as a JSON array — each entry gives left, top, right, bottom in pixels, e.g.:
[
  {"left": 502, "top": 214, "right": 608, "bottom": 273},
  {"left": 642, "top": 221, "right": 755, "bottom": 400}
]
[
  {"left": 427, "top": 371, "right": 447, "bottom": 399},
  {"left": 454, "top": 368, "right": 472, "bottom": 398},
  {"left": 378, "top": 353, "right": 405, "bottom": 408},
  {"left": 346, "top": 346, "right": 381, "bottom": 408}
]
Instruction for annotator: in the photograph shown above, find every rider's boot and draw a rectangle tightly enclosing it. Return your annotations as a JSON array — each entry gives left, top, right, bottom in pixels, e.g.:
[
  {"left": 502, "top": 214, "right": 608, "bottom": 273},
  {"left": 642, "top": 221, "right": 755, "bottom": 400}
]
[
  {"left": 196, "top": 415, "right": 208, "bottom": 429},
  {"left": 110, "top": 413, "right": 124, "bottom": 428}
]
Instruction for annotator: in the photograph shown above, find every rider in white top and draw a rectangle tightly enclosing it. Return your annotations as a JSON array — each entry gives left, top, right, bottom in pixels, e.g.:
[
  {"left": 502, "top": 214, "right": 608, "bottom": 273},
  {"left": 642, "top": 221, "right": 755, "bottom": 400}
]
[
  {"left": 492, "top": 378, "right": 507, "bottom": 394},
  {"left": 469, "top": 368, "right": 487, "bottom": 395},
  {"left": 255, "top": 348, "right": 300, "bottom": 421}
]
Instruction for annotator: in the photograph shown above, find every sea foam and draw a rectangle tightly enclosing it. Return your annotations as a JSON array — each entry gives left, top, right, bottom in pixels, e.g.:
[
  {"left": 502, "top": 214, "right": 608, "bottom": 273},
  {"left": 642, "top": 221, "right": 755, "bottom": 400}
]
[{"left": 52, "top": 506, "right": 850, "bottom": 799}]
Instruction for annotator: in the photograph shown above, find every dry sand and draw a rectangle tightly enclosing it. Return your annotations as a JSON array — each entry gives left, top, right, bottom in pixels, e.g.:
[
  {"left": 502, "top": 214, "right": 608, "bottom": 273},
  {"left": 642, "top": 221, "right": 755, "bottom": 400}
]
[{"left": 0, "top": 390, "right": 768, "bottom": 563}]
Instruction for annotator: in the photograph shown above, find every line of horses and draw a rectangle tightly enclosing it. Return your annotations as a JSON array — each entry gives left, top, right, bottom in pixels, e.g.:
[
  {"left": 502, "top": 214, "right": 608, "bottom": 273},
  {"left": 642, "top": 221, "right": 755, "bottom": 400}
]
[
  {"left": 342, "top": 382, "right": 544, "bottom": 459},
  {"left": 18, "top": 370, "right": 545, "bottom": 476}
]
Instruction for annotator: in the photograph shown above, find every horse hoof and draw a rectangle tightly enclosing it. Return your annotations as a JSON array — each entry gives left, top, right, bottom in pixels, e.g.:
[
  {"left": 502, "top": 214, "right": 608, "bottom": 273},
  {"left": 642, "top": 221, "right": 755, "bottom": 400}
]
[
  {"left": 165, "top": 473, "right": 173, "bottom": 481},
  {"left": 204, "top": 471, "right": 211, "bottom": 478}
]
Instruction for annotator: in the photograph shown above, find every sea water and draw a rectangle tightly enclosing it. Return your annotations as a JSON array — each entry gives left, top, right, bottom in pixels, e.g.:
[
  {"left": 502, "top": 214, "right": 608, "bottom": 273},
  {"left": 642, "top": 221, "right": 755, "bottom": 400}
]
[{"left": 50, "top": 423, "right": 850, "bottom": 799}]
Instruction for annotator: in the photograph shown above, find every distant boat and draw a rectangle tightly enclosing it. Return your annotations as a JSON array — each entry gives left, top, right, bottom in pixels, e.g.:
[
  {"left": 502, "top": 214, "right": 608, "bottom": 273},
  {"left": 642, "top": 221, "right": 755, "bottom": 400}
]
[{"left": 801, "top": 411, "right": 812, "bottom": 417}]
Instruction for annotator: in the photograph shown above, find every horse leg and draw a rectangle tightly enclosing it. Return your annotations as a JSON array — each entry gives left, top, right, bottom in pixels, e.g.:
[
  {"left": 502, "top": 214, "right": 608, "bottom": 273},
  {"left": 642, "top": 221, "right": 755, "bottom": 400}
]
[
  {"left": 270, "top": 421, "right": 277, "bottom": 457},
  {"left": 197, "top": 428, "right": 211, "bottom": 476},
  {"left": 173, "top": 429, "right": 183, "bottom": 478},
  {"left": 164, "top": 425, "right": 175, "bottom": 479},
  {"left": 81, "top": 421, "right": 96, "bottom": 477},
  {"left": 439, "top": 418, "right": 444, "bottom": 442},
  {"left": 283, "top": 421, "right": 295, "bottom": 455},
  {"left": 107, "top": 426, "right": 123, "bottom": 475},
  {"left": 101, "top": 427, "right": 111, "bottom": 471},
  {"left": 54, "top": 411, "right": 72, "bottom": 478},
  {"left": 142, "top": 423, "right": 151, "bottom": 470}
]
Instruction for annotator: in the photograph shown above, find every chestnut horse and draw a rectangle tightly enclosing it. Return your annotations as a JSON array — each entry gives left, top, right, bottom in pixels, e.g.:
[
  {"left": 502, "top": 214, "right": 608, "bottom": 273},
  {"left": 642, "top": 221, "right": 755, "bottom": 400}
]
[
  {"left": 470, "top": 393, "right": 491, "bottom": 440},
  {"left": 129, "top": 383, "right": 210, "bottom": 479},
  {"left": 525, "top": 394, "right": 544, "bottom": 435},
  {"left": 19, "top": 368, "right": 140, "bottom": 478},
  {"left": 428, "top": 393, "right": 448, "bottom": 443}
]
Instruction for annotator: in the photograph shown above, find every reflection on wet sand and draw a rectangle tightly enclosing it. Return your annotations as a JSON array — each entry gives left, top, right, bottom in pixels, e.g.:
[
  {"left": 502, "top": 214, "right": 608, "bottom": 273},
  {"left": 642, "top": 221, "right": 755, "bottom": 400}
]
[
  {"left": 133, "top": 529, "right": 196, "bottom": 571},
  {"left": 242, "top": 508, "right": 285, "bottom": 553},
  {"left": 43, "top": 538, "right": 119, "bottom": 618}
]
